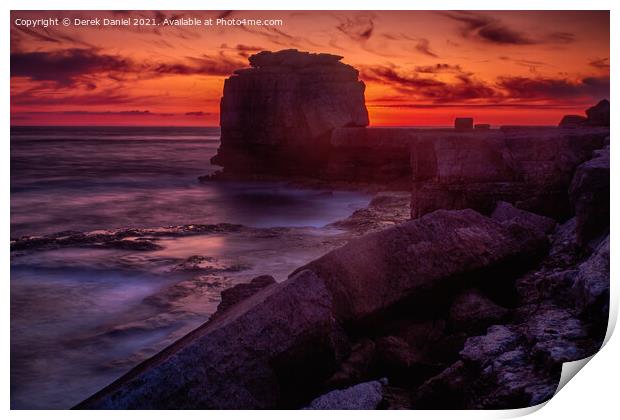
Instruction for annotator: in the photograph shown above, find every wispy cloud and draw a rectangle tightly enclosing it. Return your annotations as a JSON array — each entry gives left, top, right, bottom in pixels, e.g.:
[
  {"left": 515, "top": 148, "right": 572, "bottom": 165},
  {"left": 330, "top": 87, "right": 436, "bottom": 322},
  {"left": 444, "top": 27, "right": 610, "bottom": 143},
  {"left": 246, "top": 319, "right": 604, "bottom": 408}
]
[{"left": 440, "top": 11, "right": 575, "bottom": 45}]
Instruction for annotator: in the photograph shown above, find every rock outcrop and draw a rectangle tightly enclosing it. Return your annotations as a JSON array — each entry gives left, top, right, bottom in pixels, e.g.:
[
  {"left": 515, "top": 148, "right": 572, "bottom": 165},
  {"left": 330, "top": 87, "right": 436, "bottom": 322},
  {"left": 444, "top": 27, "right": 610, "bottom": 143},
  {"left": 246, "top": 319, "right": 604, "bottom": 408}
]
[
  {"left": 410, "top": 127, "right": 609, "bottom": 219},
  {"left": 411, "top": 217, "right": 608, "bottom": 409},
  {"left": 559, "top": 99, "right": 609, "bottom": 127},
  {"left": 211, "top": 49, "right": 369, "bottom": 177},
  {"left": 77, "top": 200, "right": 608, "bottom": 409}
]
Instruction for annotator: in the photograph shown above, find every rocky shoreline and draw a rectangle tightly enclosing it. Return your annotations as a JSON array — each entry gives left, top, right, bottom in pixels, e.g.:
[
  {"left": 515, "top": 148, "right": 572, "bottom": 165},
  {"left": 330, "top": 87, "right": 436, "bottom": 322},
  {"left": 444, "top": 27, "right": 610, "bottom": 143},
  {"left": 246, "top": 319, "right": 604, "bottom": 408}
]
[
  {"left": 75, "top": 145, "right": 608, "bottom": 409},
  {"left": 69, "top": 49, "right": 609, "bottom": 410}
]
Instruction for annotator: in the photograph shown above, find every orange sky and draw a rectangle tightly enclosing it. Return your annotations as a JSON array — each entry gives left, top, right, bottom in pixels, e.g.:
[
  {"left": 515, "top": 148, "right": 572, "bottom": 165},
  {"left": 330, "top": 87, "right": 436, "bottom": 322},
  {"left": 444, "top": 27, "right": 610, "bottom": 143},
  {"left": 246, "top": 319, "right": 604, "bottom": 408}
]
[{"left": 10, "top": 10, "right": 610, "bottom": 126}]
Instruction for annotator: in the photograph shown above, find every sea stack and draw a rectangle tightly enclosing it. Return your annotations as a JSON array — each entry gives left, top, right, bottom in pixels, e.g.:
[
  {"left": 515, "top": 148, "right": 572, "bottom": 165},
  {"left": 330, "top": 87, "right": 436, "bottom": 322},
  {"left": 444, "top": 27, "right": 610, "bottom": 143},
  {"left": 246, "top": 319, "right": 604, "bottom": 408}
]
[{"left": 211, "top": 49, "right": 369, "bottom": 177}]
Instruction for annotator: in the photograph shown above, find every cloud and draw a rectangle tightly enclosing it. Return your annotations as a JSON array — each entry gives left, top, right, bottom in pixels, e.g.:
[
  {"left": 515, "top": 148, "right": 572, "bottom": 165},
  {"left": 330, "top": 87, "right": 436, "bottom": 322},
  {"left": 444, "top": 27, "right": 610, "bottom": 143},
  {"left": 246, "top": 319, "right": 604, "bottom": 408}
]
[
  {"left": 499, "top": 56, "right": 548, "bottom": 73},
  {"left": 380, "top": 33, "right": 439, "bottom": 58},
  {"left": 55, "top": 110, "right": 174, "bottom": 117},
  {"left": 10, "top": 85, "right": 159, "bottom": 107},
  {"left": 336, "top": 15, "right": 374, "bottom": 42},
  {"left": 239, "top": 26, "right": 304, "bottom": 48},
  {"left": 547, "top": 32, "right": 575, "bottom": 44},
  {"left": 363, "top": 63, "right": 609, "bottom": 105},
  {"left": 220, "top": 43, "right": 265, "bottom": 58},
  {"left": 151, "top": 53, "right": 246, "bottom": 77},
  {"left": 361, "top": 65, "right": 498, "bottom": 102},
  {"left": 12, "top": 25, "right": 94, "bottom": 49},
  {"left": 415, "top": 38, "right": 438, "bottom": 58},
  {"left": 11, "top": 48, "right": 246, "bottom": 88},
  {"left": 414, "top": 63, "right": 464, "bottom": 74},
  {"left": 441, "top": 11, "right": 574, "bottom": 45},
  {"left": 589, "top": 57, "right": 610, "bottom": 70},
  {"left": 497, "top": 75, "right": 609, "bottom": 101},
  {"left": 368, "top": 101, "right": 585, "bottom": 110},
  {"left": 11, "top": 49, "right": 130, "bottom": 86}
]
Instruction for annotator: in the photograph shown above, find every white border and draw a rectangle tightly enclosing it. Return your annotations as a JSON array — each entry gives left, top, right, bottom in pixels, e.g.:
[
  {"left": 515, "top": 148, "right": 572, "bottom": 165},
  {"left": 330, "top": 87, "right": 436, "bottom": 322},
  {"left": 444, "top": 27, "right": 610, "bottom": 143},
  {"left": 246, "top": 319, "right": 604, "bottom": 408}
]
[{"left": 3, "top": 1, "right": 617, "bottom": 419}]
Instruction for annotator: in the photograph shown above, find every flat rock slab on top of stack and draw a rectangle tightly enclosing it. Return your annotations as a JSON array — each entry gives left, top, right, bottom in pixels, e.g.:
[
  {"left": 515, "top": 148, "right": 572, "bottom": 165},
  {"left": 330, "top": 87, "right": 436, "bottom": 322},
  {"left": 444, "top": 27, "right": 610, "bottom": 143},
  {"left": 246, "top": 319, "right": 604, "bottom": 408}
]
[{"left": 212, "top": 49, "right": 369, "bottom": 177}]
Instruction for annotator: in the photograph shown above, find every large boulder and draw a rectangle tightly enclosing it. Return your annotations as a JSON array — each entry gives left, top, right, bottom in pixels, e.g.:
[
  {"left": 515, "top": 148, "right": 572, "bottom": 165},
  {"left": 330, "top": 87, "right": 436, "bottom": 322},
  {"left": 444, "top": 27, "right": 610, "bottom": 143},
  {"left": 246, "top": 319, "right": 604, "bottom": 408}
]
[
  {"left": 212, "top": 49, "right": 369, "bottom": 177},
  {"left": 304, "top": 379, "right": 385, "bottom": 409},
  {"left": 572, "top": 235, "right": 610, "bottom": 329},
  {"left": 569, "top": 145, "right": 609, "bottom": 244},
  {"left": 77, "top": 270, "right": 349, "bottom": 409},
  {"left": 294, "top": 209, "right": 547, "bottom": 322}
]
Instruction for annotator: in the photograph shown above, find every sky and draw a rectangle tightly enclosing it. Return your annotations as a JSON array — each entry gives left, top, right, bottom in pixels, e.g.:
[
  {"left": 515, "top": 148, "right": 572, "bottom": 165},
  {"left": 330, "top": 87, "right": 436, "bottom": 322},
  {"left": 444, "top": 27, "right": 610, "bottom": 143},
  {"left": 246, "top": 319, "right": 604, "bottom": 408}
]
[{"left": 10, "top": 10, "right": 610, "bottom": 126}]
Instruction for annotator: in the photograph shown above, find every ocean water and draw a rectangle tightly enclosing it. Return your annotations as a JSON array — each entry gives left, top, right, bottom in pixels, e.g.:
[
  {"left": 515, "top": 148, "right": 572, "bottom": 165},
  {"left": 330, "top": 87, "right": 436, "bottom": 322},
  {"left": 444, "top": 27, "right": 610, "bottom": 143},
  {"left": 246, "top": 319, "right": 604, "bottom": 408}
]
[
  {"left": 11, "top": 126, "right": 371, "bottom": 237},
  {"left": 10, "top": 126, "right": 371, "bottom": 409}
]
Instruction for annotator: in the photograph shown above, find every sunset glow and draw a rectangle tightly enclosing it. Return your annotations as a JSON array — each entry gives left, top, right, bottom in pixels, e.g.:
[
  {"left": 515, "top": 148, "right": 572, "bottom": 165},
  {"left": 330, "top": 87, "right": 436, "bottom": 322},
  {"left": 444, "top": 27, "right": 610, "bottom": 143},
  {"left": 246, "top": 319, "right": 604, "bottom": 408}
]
[{"left": 10, "top": 10, "right": 610, "bottom": 126}]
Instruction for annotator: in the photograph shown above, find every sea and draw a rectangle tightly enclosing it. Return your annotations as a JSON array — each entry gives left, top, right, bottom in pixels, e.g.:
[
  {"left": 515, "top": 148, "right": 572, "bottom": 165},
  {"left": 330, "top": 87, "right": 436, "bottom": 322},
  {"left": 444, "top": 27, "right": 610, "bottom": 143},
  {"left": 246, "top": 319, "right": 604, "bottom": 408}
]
[{"left": 10, "top": 126, "right": 372, "bottom": 409}]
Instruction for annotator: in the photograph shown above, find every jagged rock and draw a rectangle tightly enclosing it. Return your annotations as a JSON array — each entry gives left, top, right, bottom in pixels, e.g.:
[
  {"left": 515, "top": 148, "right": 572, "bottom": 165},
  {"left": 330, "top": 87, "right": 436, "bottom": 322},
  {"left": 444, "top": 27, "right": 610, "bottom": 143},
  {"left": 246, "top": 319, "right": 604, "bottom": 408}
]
[
  {"left": 476, "top": 346, "right": 559, "bottom": 408},
  {"left": 96, "top": 239, "right": 162, "bottom": 251},
  {"left": 491, "top": 201, "right": 556, "bottom": 234},
  {"left": 10, "top": 223, "right": 243, "bottom": 252},
  {"left": 295, "top": 209, "right": 547, "bottom": 322},
  {"left": 77, "top": 270, "right": 349, "bottom": 409},
  {"left": 460, "top": 325, "right": 522, "bottom": 365},
  {"left": 329, "top": 191, "right": 411, "bottom": 234},
  {"left": 448, "top": 289, "right": 509, "bottom": 333},
  {"left": 173, "top": 255, "right": 246, "bottom": 272},
  {"left": 304, "top": 379, "right": 386, "bottom": 409},
  {"left": 573, "top": 236, "right": 609, "bottom": 328},
  {"left": 569, "top": 146, "right": 609, "bottom": 244},
  {"left": 526, "top": 304, "right": 593, "bottom": 364},
  {"left": 212, "top": 49, "right": 369, "bottom": 177},
  {"left": 414, "top": 334, "right": 559, "bottom": 409}
]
